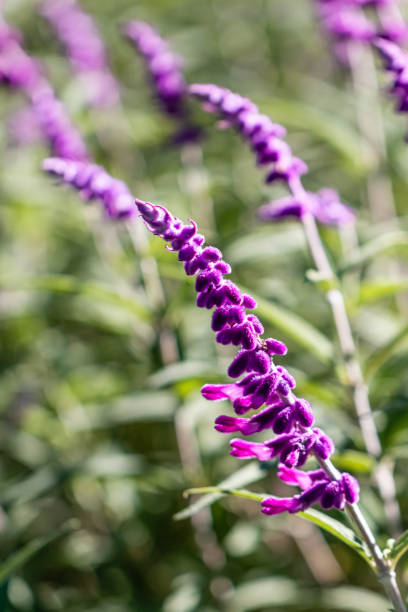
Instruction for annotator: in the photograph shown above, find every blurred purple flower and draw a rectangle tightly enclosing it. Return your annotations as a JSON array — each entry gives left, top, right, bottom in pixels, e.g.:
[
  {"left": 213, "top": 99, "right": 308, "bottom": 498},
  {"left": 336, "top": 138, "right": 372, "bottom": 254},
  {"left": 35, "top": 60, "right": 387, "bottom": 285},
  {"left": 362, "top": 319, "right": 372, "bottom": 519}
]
[
  {"left": 259, "top": 189, "right": 355, "bottom": 226},
  {"left": 123, "top": 21, "right": 199, "bottom": 142},
  {"left": 124, "top": 21, "right": 186, "bottom": 117},
  {"left": 315, "top": 0, "right": 408, "bottom": 52},
  {"left": 7, "top": 105, "right": 42, "bottom": 144},
  {"left": 40, "top": 0, "right": 120, "bottom": 107},
  {"left": 42, "top": 157, "right": 135, "bottom": 219},
  {"left": 0, "top": 21, "right": 89, "bottom": 160},
  {"left": 136, "top": 198, "right": 359, "bottom": 516},
  {"left": 374, "top": 37, "right": 408, "bottom": 112}
]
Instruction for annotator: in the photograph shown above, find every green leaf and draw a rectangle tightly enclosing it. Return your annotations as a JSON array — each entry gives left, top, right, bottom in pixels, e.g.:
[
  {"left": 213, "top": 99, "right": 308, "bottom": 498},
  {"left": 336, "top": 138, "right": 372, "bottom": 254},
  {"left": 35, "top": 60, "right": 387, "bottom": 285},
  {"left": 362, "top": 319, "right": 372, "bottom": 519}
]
[
  {"left": 357, "top": 278, "right": 408, "bottom": 304},
  {"left": 388, "top": 529, "right": 408, "bottom": 569},
  {"left": 184, "top": 487, "right": 265, "bottom": 503},
  {"left": 225, "top": 227, "right": 305, "bottom": 265},
  {"left": 178, "top": 487, "right": 371, "bottom": 564},
  {"left": 298, "top": 508, "right": 371, "bottom": 564},
  {"left": 331, "top": 451, "right": 374, "bottom": 474},
  {"left": 174, "top": 462, "right": 270, "bottom": 521},
  {"left": 147, "top": 361, "right": 218, "bottom": 388},
  {"left": 245, "top": 289, "right": 334, "bottom": 364},
  {"left": 364, "top": 324, "right": 408, "bottom": 379},
  {"left": 306, "top": 268, "right": 339, "bottom": 293},
  {"left": 0, "top": 519, "right": 79, "bottom": 585},
  {"left": 72, "top": 391, "right": 178, "bottom": 431},
  {"left": 340, "top": 231, "right": 408, "bottom": 273},
  {"left": 0, "top": 274, "right": 151, "bottom": 321},
  {"left": 260, "top": 98, "right": 376, "bottom": 174}
]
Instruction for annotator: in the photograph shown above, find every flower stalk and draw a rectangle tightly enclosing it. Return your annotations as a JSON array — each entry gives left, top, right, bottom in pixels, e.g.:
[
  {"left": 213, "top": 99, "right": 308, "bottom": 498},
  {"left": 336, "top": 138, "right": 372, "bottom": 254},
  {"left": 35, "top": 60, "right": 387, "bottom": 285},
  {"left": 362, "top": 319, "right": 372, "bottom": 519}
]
[{"left": 189, "top": 82, "right": 402, "bottom": 534}]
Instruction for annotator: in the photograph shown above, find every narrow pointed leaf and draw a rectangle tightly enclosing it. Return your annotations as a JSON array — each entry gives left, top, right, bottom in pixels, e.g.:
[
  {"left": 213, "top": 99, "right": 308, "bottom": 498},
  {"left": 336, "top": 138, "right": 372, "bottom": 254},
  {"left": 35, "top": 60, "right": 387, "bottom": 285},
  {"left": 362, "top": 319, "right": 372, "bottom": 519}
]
[
  {"left": 389, "top": 529, "right": 408, "bottom": 568},
  {"left": 245, "top": 289, "right": 334, "bottom": 364},
  {"left": 0, "top": 275, "right": 151, "bottom": 321},
  {"left": 0, "top": 520, "right": 79, "bottom": 585},
  {"left": 298, "top": 508, "right": 371, "bottom": 564},
  {"left": 174, "top": 462, "right": 270, "bottom": 521}
]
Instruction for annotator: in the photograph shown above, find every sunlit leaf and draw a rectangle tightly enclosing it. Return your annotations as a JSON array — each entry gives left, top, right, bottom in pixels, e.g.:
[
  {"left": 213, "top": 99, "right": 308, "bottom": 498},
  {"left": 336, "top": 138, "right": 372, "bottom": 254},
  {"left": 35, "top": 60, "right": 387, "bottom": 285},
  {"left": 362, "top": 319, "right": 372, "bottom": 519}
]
[
  {"left": 225, "top": 227, "right": 305, "bottom": 265},
  {"left": 298, "top": 508, "right": 371, "bottom": 563},
  {"left": 0, "top": 275, "right": 151, "bottom": 321},
  {"left": 174, "top": 462, "right": 271, "bottom": 521},
  {"left": 388, "top": 529, "right": 408, "bottom": 569},
  {"left": 148, "top": 361, "right": 218, "bottom": 388},
  {"left": 357, "top": 278, "right": 408, "bottom": 304}
]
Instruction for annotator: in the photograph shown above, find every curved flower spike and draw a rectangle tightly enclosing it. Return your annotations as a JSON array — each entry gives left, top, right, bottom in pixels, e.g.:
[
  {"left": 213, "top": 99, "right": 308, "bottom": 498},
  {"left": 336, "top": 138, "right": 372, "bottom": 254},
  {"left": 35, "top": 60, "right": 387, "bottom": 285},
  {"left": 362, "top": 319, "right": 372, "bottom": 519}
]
[
  {"left": 40, "top": 0, "right": 120, "bottom": 107},
  {"left": 189, "top": 83, "right": 354, "bottom": 226},
  {"left": 42, "top": 157, "right": 135, "bottom": 219},
  {"left": 135, "top": 197, "right": 359, "bottom": 516}
]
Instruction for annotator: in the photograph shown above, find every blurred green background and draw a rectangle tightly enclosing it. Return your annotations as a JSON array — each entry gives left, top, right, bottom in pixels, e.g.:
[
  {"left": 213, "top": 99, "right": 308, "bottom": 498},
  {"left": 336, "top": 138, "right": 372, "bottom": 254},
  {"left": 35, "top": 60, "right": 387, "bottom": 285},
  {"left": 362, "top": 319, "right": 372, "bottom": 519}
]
[{"left": 0, "top": 0, "right": 408, "bottom": 610}]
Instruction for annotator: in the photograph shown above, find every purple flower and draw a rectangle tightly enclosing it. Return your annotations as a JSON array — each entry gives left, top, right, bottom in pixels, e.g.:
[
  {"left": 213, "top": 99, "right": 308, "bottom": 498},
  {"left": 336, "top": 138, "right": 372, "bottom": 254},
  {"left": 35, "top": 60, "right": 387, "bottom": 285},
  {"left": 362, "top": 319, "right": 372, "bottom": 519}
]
[
  {"left": 42, "top": 157, "right": 135, "bottom": 219},
  {"left": 33, "top": 88, "right": 90, "bottom": 161},
  {"left": 40, "top": 0, "right": 120, "bottom": 107},
  {"left": 8, "top": 105, "right": 42, "bottom": 145},
  {"left": 374, "top": 37, "right": 408, "bottom": 112},
  {"left": 261, "top": 468, "right": 359, "bottom": 515},
  {"left": 0, "top": 35, "right": 44, "bottom": 94},
  {"left": 136, "top": 198, "right": 359, "bottom": 516},
  {"left": 0, "top": 23, "right": 89, "bottom": 161},
  {"left": 259, "top": 189, "right": 355, "bottom": 226},
  {"left": 189, "top": 83, "right": 354, "bottom": 227},
  {"left": 123, "top": 20, "right": 199, "bottom": 142}
]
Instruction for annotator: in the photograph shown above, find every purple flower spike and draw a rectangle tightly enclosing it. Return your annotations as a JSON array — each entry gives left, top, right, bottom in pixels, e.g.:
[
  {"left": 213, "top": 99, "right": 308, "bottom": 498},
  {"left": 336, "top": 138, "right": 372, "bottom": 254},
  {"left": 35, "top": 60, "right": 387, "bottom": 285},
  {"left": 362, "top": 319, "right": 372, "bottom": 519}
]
[
  {"left": 190, "top": 83, "right": 304, "bottom": 185},
  {"left": 40, "top": 0, "right": 120, "bottom": 107},
  {"left": 189, "top": 83, "right": 353, "bottom": 227},
  {"left": 135, "top": 197, "right": 359, "bottom": 517},
  {"left": 42, "top": 157, "right": 135, "bottom": 219},
  {"left": 124, "top": 21, "right": 199, "bottom": 142},
  {"left": 374, "top": 37, "right": 408, "bottom": 116},
  {"left": 0, "top": 25, "right": 89, "bottom": 161}
]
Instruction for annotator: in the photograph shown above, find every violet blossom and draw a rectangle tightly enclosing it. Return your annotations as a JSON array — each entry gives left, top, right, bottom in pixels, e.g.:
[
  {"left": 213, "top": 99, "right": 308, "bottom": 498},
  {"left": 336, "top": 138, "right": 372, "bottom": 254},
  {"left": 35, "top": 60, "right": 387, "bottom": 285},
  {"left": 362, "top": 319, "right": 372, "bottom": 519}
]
[
  {"left": 123, "top": 21, "right": 199, "bottom": 142},
  {"left": 189, "top": 83, "right": 354, "bottom": 226},
  {"left": 315, "top": 0, "right": 408, "bottom": 57},
  {"left": 374, "top": 37, "right": 408, "bottom": 112},
  {"left": 135, "top": 198, "right": 360, "bottom": 516},
  {"left": 0, "top": 22, "right": 89, "bottom": 161},
  {"left": 40, "top": 0, "right": 120, "bottom": 107},
  {"left": 42, "top": 157, "right": 135, "bottom": 219}
]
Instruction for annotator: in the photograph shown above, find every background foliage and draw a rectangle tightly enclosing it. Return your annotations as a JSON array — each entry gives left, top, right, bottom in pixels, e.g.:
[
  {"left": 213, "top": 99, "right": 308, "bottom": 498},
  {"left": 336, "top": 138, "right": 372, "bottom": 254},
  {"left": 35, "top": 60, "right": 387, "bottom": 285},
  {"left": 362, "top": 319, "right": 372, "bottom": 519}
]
[{"left": 0, "top": 0, "right": 408, "bottom": 610}]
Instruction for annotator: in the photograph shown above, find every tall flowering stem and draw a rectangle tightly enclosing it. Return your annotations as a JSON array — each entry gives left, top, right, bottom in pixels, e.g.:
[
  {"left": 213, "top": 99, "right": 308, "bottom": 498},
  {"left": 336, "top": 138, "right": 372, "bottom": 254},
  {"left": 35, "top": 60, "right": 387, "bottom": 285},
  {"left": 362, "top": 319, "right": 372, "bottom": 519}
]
[
  {"left": 40, "top": 0, "right": 120, "bottom": 108},
  {"left": 188, "top": 83, "right": 402, "bottom": 534},
  {"left": 136, "top": 197, "right": 405, "bottom": 611}
]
